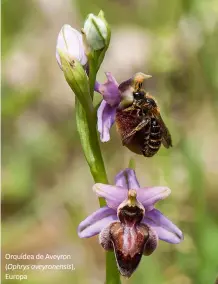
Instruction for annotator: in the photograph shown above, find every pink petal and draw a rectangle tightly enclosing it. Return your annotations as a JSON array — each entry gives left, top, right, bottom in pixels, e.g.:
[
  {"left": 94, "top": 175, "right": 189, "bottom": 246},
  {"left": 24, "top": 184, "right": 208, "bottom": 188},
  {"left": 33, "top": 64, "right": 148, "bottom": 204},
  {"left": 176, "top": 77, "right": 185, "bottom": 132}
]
[
  {"left": 97, "top": 100, "right": 116, "bottom": 142},
  {"left": 115, "top": 168, "right": 140, "bottom": 189},
  {"left": 143, "top": 209, "right": 183, "bottom": 244},
  {"left": 95, "top": 72, "right": 120, "bottom": 106},
  {"left": 137, "top": 186, "right": 171, "bottom": 209},
  {"left": 93, "top": 183, "right": 127, "bottom": 210},
  {"left": 78, "top": 206, "right": 117, "bottom": 238}
]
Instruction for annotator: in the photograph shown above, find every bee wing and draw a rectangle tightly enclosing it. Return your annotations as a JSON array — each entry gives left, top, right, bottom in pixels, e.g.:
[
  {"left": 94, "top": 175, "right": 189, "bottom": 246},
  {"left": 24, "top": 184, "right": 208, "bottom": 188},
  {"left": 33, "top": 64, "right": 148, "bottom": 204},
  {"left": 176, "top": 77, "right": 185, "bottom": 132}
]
[
  {"left": 122, "top": 118, "right": 149, "bottom": 145},
  {"left": 154, "top": 113, "right": 172, "bottom": 148}
]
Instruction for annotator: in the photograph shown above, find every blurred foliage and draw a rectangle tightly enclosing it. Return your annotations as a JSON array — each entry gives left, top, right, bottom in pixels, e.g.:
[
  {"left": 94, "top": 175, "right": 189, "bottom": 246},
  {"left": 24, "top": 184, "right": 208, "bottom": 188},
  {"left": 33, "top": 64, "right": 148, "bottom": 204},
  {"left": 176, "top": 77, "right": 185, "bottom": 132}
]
[{"left": 1, "top": 0, "right": 218, "bottom": 284}]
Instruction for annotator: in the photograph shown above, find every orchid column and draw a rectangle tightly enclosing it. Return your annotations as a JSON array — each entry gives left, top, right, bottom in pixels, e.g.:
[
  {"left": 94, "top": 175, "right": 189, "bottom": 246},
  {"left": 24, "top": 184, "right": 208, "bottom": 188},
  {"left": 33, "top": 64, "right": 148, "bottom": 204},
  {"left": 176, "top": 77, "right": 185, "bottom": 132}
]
[{"left": 56, "top": 12, "right": 120, "bottom": 284}]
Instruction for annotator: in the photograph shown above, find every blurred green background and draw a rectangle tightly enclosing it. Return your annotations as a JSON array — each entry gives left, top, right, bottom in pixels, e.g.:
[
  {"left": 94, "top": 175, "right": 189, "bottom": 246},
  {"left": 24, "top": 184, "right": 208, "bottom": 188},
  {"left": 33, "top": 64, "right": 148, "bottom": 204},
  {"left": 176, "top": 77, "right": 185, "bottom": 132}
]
[{"left": 2, "top": 0, "right": 218, "bottom": 283}]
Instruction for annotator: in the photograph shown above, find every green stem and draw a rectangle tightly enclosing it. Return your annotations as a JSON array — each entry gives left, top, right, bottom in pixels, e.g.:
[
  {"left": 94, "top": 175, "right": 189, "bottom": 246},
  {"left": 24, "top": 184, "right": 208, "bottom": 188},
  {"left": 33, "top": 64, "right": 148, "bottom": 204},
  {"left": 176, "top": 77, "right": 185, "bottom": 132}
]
[
  {"left": 106, "top": 253, "right": 121, "bottom": 284},
  {"left": 75, "top": 98, "right": 107, "bottom": 184},
  {"left": 61, "top": 13, "right": 118, "bottom": 282},
  {"left": 88, "top": 57, "right": 97, "bottom": 98},
  {"left": 75, "top": 99, "right": 121, "bottom": 284}
]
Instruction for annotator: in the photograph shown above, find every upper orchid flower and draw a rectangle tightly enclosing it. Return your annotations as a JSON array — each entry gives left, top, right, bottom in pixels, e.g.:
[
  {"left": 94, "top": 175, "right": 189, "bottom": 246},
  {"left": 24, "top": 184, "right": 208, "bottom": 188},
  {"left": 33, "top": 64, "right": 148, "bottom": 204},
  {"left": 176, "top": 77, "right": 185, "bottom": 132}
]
[
  {"left": 78, "top": 168, "right": 183, "bottom": 278},
  {"left": 95, "top": 72, "right": 152, "bottom": 142}
]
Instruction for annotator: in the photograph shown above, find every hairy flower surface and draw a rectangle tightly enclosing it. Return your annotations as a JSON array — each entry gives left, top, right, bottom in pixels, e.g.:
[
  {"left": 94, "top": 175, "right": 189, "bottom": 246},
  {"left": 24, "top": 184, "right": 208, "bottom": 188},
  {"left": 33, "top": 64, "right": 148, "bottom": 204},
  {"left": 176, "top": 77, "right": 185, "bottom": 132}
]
[
  {"left": 95, "top": 72, "right": 151, "bottom": 142},
  {"left": 78, "top": 168, "right": 183, "bottom": 277}
]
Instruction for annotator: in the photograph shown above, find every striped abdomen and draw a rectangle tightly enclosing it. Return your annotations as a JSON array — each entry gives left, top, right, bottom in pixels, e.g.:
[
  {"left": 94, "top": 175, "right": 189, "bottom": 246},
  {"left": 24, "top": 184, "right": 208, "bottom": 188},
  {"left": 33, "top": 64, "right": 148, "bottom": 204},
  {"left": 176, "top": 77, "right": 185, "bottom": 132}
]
[{"left": 142, "top": 118, "right": 162, "bottom": 157}]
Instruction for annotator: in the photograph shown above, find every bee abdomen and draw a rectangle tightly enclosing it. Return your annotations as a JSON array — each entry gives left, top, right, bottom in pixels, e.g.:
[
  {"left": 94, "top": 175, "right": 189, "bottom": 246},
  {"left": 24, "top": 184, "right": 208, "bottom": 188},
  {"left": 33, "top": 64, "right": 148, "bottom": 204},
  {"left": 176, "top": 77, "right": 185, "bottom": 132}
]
[
  {"left": 142, "top": 119, "right": 161, "bottom": 157},
  {"left": 142, "top": 146, "right": 157, "bottom": 157},
  {"left": 150, "top": 132, "right": 162, "bottom": 139},
  {"left": 143, "top": 140, "right": 161, "bottom": 157},
  {"left": 149, "top": 139, "right": 161, "bottom": 148},
  {"left": 144, "top": 129, "right": 150, "bottom": 141}
]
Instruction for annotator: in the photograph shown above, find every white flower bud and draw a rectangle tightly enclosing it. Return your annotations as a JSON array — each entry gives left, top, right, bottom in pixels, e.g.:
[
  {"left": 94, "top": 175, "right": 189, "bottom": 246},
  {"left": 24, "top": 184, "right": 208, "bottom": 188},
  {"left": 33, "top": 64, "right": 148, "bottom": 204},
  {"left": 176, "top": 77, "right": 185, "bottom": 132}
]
[
  {"left": 83, "top": 13, "right": 109, "bottom": 50},
  {"left": 56, "top": 24, "right": 87, "bottom": 69}
]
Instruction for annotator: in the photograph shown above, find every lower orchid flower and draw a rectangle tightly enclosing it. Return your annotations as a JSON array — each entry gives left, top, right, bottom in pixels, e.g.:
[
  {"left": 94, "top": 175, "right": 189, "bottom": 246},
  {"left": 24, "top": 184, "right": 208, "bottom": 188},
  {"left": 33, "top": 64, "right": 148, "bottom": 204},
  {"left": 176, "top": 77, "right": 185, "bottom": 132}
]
[
  {"left": 78, "top": 168, "right": 183, "bottom": 278},
  {"left": 95, "top": 72, "right": 151, "bottom": 142}
]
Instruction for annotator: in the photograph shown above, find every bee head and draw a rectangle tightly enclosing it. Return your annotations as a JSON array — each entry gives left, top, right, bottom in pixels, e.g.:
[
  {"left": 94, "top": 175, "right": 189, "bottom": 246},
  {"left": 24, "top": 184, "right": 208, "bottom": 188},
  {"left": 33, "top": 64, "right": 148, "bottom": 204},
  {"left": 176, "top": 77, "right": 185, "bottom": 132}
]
[
  {"left": 133, "top": 90, "right": 145, "bottom": 100},
  {"left": 132, "top": 73, "right": 151, "bottom": 102},
  {"left": 118, "top": 73, "right": 152, "bottom": 110}
]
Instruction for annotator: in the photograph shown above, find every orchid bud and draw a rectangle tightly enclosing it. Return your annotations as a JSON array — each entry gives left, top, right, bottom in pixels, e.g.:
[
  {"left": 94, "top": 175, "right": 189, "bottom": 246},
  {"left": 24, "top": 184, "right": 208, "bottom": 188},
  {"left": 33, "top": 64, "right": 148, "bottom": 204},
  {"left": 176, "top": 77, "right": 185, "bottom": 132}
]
[
  {"left": 83, "top": 11, "right": 110, "bottom": 51},
  {"left": 56, "top": 24, "right": 87, "bottom": 69}
]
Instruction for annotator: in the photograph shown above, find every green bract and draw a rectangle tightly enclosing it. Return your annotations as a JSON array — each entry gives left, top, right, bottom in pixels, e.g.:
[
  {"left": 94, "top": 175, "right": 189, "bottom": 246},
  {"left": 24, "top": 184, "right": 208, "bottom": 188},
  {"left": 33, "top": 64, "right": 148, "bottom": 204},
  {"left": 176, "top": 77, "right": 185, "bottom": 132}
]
[{"left": 58, "top": 50, "right": 92, "bottom": 114}]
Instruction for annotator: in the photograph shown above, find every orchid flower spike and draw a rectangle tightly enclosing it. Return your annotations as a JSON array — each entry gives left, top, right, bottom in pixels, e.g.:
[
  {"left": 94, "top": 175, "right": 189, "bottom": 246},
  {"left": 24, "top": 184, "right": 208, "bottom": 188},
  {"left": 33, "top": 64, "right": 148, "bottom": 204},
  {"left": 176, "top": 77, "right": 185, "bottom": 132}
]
[{"left": 78, "top": 168, "right": 183, "bottom": 278}]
